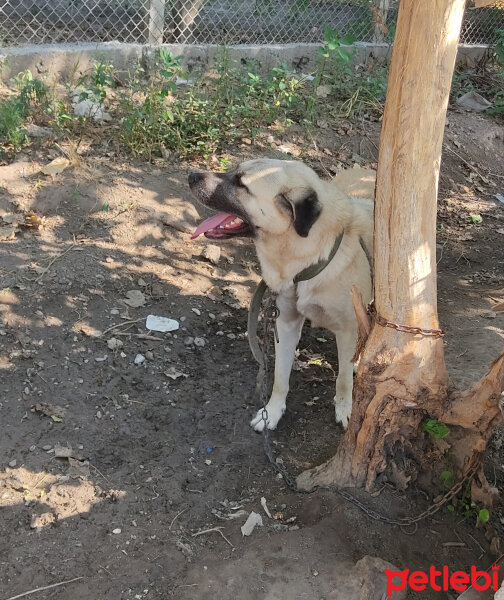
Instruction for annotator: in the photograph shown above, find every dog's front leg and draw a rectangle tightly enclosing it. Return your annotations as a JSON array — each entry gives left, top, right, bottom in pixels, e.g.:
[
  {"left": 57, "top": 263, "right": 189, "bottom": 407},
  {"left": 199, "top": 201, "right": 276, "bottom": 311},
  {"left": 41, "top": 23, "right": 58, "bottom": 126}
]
[
  {"left": 333, "top": 327, "right": 358, "bottom": 429},
  {"left": 251, "top": 290, "right": 304, "bottom": 432}
]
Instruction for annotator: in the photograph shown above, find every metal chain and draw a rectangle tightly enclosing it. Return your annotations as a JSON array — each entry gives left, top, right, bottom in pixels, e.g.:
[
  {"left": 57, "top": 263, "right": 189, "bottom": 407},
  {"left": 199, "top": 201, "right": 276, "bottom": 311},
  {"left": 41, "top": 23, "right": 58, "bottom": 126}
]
[
  {"left": 368, "top": 301, "right": 445, "bottom": 338},
  {"left": 258, "top": 294, "right": 481, "bottom": 529}
]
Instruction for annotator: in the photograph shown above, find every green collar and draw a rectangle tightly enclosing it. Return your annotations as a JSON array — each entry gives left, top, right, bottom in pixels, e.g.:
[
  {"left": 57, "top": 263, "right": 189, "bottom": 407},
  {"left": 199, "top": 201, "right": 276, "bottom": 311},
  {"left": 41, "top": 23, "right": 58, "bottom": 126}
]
[{"left": 293, "top": 229, "right": 345, "bottom": 284}]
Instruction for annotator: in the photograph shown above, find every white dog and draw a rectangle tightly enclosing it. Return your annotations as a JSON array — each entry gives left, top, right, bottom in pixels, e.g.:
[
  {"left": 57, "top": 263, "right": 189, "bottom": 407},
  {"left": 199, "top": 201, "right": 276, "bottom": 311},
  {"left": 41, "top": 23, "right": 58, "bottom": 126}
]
[{"left": 189, "top": 159, "right": 374, "bottom": 431}]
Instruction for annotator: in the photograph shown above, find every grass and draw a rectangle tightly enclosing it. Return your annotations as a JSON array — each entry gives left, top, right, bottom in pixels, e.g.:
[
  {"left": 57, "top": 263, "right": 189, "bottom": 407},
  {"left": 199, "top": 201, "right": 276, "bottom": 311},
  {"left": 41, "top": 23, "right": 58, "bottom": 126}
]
[{"left": 1, "top": 25, "right": 502, "bottom": 164}]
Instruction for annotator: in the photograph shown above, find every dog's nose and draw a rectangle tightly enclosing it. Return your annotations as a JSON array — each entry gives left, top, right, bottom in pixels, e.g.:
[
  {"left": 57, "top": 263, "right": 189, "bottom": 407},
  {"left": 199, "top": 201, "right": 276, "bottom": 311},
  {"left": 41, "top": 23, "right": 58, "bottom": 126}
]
[{"left": 188, "top": 171, "right": 203, "bottom": 186}]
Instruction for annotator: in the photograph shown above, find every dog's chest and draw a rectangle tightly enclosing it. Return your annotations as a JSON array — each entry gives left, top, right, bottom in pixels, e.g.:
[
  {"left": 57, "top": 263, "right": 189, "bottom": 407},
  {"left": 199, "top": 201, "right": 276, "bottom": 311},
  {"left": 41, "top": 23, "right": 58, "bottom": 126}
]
[{"left": 296, "top": 300, "right": 330, "bottom": 329}]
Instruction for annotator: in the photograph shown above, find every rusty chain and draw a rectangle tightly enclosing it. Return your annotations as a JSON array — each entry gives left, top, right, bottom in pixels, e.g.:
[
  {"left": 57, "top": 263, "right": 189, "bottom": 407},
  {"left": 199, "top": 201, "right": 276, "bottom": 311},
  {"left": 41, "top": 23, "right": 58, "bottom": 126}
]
[
  {"left": 258, "top": 293, "right": 481, "bottom": 530},
  {"left": 368, "top": 301, "right": 445, "bottom": 338}
]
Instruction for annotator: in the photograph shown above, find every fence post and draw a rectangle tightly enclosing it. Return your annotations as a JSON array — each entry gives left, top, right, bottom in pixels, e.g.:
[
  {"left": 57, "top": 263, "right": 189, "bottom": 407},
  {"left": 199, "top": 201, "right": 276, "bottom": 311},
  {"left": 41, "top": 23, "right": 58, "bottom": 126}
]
[
  {"left": 372, "top": 0, "right": 391, "bottom": 43},
  {"left": 149, "top": 0, "right": 166, "bottom": 45}
]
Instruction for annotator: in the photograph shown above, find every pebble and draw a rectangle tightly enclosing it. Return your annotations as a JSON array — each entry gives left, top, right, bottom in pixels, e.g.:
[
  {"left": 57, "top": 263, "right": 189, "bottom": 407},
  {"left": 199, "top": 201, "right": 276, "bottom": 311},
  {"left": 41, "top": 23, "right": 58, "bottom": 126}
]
[
  {"left": 42, "top": 445, "right": 52, "bottom": 451},
  {"left": 184, "top": 336, "right": 195, "bottom": 346},
  {"left": 24, "top": 387, "right": 30, "bottom": 395},
  {"left": 95, "top": 355, "right": 108, "bottom": 362},
  {"left": 110, "top": 308, "right": 119, "bottom": 315},
  {"left": 138, "top": 278, "right": 147, "bottom": 287},
  {"left": 194, "top": 337, "right": 206, "bottom": 348},
  {"left": 209, "top": 313, "right": 215, "bottom": 319},
  {"left": 227, "top": 333, "right": 236, "bottom": 340},
  {"left": 200, "top": 244, "right": 221, "bottom": 265},
  {"left": 134, "top": 354, "right": 145, "bottom": 365},
  {"left": 192, "top": 308, "right": 201, "bottom": 316},
  {"left": 216, "top": 331, "right": 224, "bottom": 336},
  {"left": 8, "top": 459, "right": 17, "bottom": 468},
  {"left": 145, "top": 351, "right": 154, "bottom": 360},
  {"left": 96, "top": 411, "right": 102, "bottom": 419},
  {"left": 112, "top": 528, "right": 122, "bottom": 534},
  {"left": 107, "top": 337, "right": 123, "bottom": 350},
  {"left": 29, "top": 445, "right": 36, "bottom": 452}
]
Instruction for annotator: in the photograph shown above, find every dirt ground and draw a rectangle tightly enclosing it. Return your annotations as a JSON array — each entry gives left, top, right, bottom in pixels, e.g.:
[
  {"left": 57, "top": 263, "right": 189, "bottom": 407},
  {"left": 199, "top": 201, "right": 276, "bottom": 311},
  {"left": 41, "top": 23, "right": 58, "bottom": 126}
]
[{"left": 1, "top": 109, "right": 504, "bottom": 600}]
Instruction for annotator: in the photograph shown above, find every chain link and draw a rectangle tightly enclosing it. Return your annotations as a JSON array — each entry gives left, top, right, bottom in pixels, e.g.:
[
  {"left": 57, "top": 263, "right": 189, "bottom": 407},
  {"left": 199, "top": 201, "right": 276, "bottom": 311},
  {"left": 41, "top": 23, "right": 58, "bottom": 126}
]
[
  {"left": 0, "top": 1, "right": 503, "bottom": 48},
  {"left": 259, "top": 292, "right": 481, "bottom": 529},
  {"left": 368, "top": 301, "right": 445, "bottom": 338}
]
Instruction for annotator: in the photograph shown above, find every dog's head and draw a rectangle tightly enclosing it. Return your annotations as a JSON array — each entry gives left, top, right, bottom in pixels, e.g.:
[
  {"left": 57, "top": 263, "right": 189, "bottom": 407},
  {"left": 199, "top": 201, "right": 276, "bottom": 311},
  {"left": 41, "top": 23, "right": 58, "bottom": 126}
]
[{"left": 189, "top": 159, "right": 323, "bottom": 240}]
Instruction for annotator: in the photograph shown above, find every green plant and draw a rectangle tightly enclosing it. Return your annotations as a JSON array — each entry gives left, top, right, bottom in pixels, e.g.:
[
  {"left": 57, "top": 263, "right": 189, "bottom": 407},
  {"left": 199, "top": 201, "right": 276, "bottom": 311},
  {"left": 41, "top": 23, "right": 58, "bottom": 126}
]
[
  {"left": 306, "top": 27, "right": 356, "bottom": 120},
  {"left": 423, "top": 418, "right": 451, "bottom": 439},
  {"left": 441, "top": 469, "right": 455, "bottom": 489},
  {"left": 0, "top": 97, "right": 27, "bottom": 157},
  {"left": 76, "top": 60, "right": 116, "bottom": 103}
]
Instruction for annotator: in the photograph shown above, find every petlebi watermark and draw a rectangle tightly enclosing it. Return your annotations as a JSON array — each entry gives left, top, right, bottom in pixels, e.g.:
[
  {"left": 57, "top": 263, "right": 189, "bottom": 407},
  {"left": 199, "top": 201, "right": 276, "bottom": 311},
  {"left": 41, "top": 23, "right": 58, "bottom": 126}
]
[{"left": 385, "top": 564, "right": 500, "bottom": 596}]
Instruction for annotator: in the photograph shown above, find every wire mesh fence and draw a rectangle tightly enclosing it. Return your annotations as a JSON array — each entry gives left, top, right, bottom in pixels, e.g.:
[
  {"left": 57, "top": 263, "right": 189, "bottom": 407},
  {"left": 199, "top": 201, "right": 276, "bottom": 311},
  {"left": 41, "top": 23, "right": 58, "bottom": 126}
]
[{"left": 0, "top": 0, "right": 503, "bottom": 48}]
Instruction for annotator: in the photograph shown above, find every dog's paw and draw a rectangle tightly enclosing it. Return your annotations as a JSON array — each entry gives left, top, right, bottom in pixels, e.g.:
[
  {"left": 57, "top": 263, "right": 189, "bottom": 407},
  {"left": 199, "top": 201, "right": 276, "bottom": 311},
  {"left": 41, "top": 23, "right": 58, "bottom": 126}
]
[
  {"left": 334, "top": 396, "right": 352, "bottom": 429},
  {"left": 250, "top": 404, "right": 285, "bottom": 432}
]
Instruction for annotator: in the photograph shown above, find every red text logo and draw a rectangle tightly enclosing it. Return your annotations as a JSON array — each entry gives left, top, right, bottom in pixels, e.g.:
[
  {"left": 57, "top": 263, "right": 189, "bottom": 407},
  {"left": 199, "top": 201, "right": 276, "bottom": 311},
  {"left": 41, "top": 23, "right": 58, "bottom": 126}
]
[{"left": 385, "top": 565, "right": 499, "bottom": 596}]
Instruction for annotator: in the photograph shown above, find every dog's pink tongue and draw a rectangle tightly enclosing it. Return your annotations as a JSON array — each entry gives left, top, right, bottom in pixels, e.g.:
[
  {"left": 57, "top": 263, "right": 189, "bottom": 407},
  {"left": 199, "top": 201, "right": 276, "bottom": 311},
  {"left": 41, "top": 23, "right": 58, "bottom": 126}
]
[{"left": 191, "top": 212, "right": 234, "bottom": 239}]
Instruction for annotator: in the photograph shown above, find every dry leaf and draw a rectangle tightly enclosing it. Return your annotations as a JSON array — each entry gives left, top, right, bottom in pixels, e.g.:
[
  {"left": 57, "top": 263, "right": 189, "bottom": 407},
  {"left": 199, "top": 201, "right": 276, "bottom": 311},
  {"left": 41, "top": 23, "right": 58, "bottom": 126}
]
[
  {"left": 54, "top": 444, "right": 74, "bottom": 458},
  {"left": 23, "top": 212, "right": 45, "bottom": 230},
  {"left": 34, "top": 403, "right": 66, "bottom": 419},
  {"left": 164, "top": 366, "right": 187, "bottom": 380},
  {"left": 41, "top": 157, "right": 70, "bottom": 176},
  {"left": 67, "top": 458, "right": 90, "bottom": 479},
  {"left": 123, "top": 290, "right": 146, "bottom": 308},
  {"left": 0, "top": 225, "right": 19, "bottom": 240}
]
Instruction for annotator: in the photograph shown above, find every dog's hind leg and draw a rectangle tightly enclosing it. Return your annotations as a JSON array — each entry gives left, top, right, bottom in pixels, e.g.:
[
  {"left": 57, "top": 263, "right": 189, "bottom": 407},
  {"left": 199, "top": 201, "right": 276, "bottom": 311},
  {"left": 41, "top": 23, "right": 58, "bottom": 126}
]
[
  {"left": 250, "top": 291, "right": 304, "bottom": 432},
  {"left": 333, "top": 326, "right": 358, "bottom": 429}
]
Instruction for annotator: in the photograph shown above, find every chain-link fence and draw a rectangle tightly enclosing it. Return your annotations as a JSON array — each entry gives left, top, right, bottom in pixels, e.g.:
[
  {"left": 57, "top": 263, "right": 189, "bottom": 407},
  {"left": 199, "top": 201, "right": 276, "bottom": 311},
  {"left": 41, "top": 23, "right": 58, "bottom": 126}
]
[{"left": 0, "top": 0, "right": 503, "bottom": 48}]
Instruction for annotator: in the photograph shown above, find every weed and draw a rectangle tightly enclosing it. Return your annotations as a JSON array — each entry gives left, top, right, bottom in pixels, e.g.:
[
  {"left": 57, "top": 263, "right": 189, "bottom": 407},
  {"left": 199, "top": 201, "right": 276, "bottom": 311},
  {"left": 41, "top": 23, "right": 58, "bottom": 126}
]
[{"left": 423, "top": 418, "right": 450, "bottom": 440}]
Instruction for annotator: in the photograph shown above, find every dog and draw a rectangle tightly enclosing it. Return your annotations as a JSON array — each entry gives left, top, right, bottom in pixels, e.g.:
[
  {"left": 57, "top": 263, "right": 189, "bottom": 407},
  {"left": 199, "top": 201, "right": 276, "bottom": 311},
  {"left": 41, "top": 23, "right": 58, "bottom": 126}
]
[{"left": 189, "top": 159, "right": 374, "bottom": 431}]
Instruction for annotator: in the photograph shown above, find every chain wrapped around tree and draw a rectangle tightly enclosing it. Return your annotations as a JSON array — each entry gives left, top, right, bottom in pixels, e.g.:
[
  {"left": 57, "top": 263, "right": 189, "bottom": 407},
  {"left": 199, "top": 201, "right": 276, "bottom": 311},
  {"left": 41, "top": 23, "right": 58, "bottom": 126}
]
[{"left": 296, "top": 0, "right": 504, "bottom": 508}]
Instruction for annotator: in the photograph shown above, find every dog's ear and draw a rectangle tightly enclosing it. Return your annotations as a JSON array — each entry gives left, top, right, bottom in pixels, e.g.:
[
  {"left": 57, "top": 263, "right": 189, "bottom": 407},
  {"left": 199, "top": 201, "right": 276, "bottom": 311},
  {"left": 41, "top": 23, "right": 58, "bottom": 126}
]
[{"left": 292, "top": 189, "right": 322, "bottom": 237}]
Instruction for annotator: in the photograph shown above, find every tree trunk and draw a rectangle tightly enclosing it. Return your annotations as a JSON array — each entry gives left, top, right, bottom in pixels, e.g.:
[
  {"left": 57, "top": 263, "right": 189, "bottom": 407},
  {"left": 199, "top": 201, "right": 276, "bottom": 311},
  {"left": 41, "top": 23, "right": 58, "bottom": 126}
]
[{"left": 297, "top": 0, "right": 504, "bottom": 497}]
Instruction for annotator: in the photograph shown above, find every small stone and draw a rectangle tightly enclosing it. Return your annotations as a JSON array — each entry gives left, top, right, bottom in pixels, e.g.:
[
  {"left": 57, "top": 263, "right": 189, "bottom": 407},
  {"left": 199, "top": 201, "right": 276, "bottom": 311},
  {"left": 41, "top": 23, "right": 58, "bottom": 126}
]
[
  {"left": 138, "top": 278, "right": 147, "bottom": 287},
  {"left": 110, "top": 308, "right": 119, "bottom": 315},
  {"left": 107, "top": 337, "right": 123, "bottom": 350},
  {"left": 95, "top": 355, "right": 108, "bottom": 362},
  {"left": 200, "top": 245, "right": 221, "bottom": 265},
  {"left": 192, "top": 308, "right": 201, "bottom": 316},
  {"left": 134, "top": 354, "right": 145, "bottom": 365},
  {"left": 227, "top": 333, "right": 236, "bottom": 340},
  {"left": 24, "top": 387, "right": 30, "bottom": 395},
  {"left": 205, "top": 459, "right": 212, "bottom": 465},
  {"left": 96, "top": 411, "right": 102, "bottom": 419},
  {"left": 42, "top": 445, "right": 52, "bottom": 451},
  {"left": 145, "top": 351, "right": 154, "bottom": 360},
  {"left": 208, "top": 313, "right": 215, "bottom": 319},
  {"left": 194, "top": 337, "right": 206, "bottom": 347},
  {"left": 216, "top": 331, "right": 224, "bottom": 336},
  {"left": 184, "top": 336, "right": 195, "bottom": 346},
  {"left": 29, "top": 445, "right": 36, "bottom": 452},
  {"left": 112, "top": 528, "right": 122, "bottom": 534},
  {"left": 8, "top": 459, "right": 17, "bottom": 468}
]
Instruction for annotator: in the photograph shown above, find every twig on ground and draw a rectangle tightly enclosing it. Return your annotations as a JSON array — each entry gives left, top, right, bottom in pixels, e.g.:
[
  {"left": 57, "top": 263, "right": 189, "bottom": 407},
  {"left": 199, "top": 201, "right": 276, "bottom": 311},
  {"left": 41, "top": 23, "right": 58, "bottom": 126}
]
[
  {"left": 192, "top": 527, "right": 234, "bottom": 548},
  {"left": 3, "top": 577, "right": 83, "bottom": 600},
  {"left": 36, "top": 242, "right": 78, "bottom": 283},
  {"left": 444, "top": 144, "right": 486, "bottom": 181},
  {"left": 169, "top": 507, "right": 189, "bottom": 530},
  {"left": 101, "top": 318, "right": 144, "bottom": 336}
]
